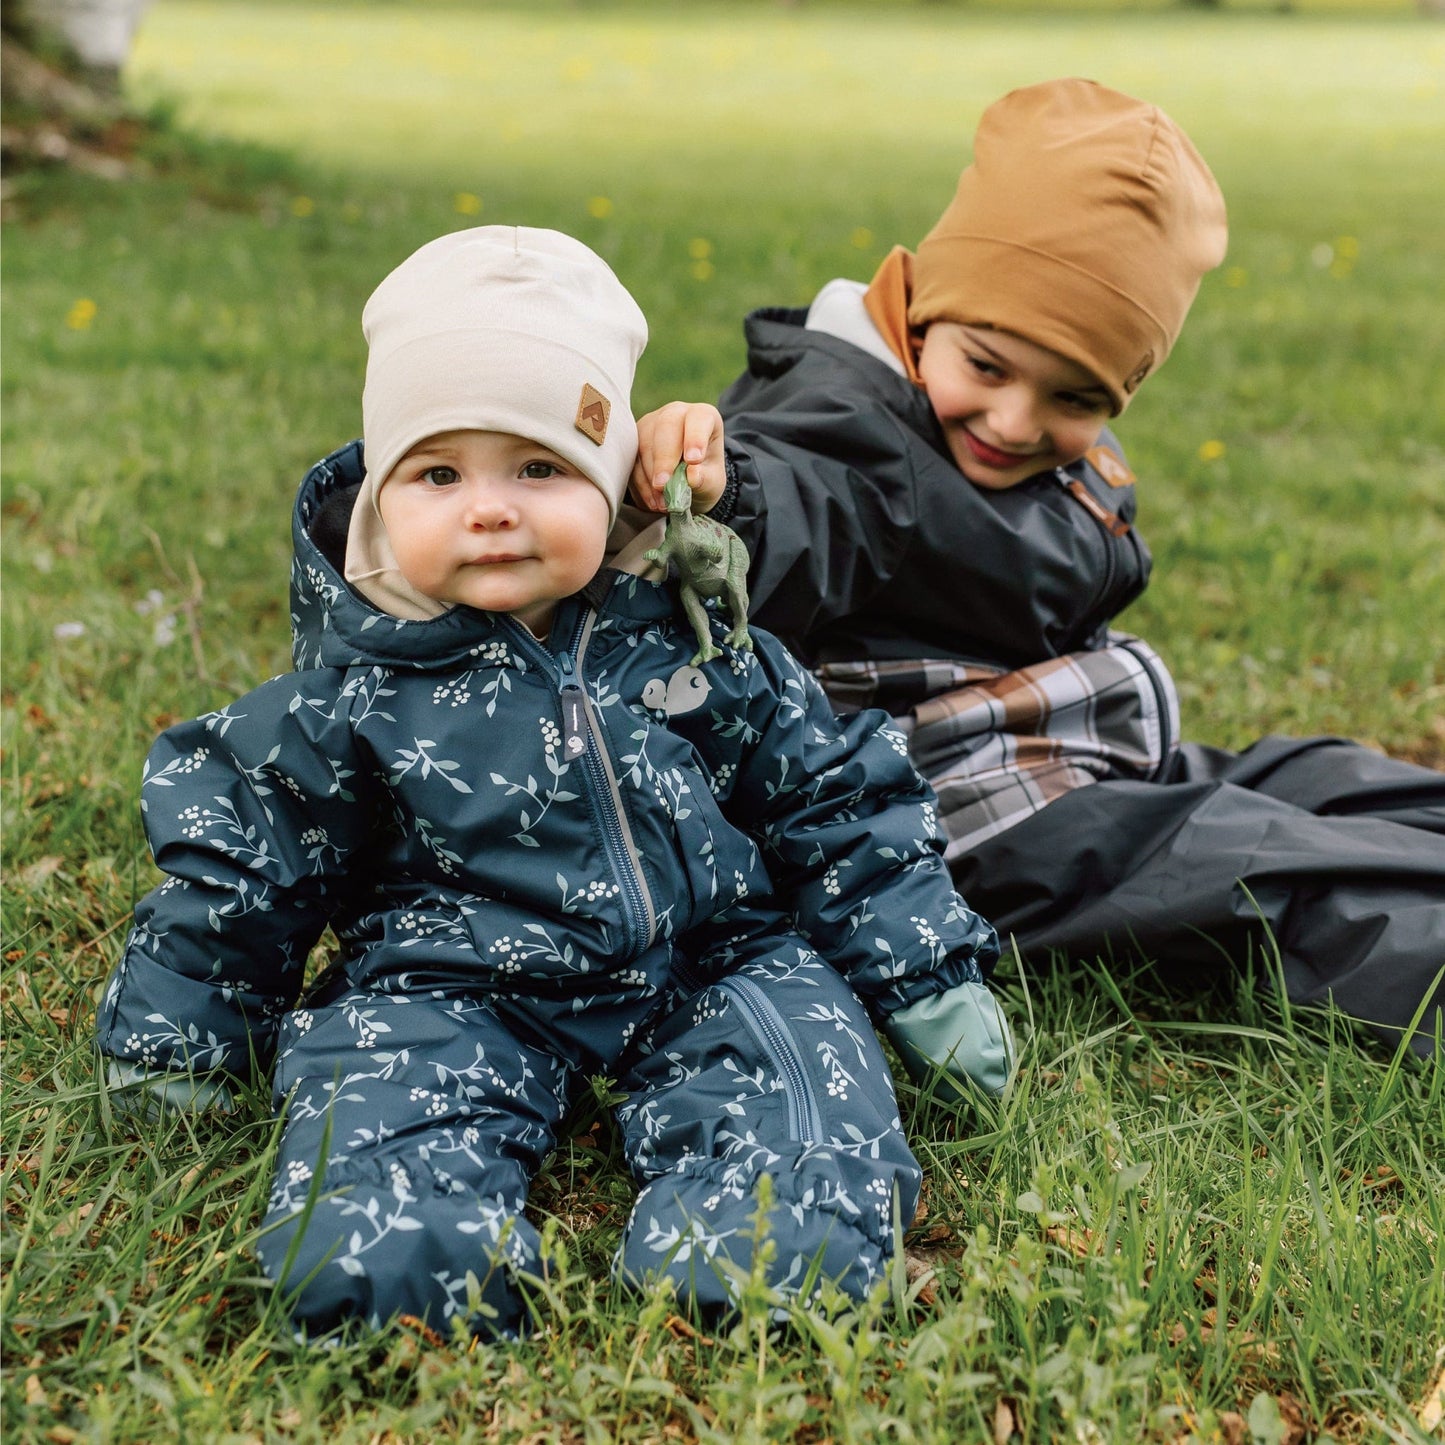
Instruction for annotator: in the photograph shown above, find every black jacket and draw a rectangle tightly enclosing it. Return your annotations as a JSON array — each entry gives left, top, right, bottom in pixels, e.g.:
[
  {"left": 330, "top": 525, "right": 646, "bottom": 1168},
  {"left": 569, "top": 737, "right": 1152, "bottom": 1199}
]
[{"left": 719, "top": 307, "right": 1151, "bottom": 670}]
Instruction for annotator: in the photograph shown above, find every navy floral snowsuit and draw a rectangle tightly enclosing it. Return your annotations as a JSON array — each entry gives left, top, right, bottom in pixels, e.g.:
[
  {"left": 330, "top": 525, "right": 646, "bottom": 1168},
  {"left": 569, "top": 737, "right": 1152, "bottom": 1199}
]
[{"left": 95, "top": 441, "right": 999, "bottom": 1337}]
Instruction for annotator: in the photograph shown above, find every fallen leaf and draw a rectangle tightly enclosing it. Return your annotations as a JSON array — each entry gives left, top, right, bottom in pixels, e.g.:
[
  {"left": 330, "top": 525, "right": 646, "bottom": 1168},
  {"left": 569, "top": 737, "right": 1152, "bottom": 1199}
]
[
  {"left": 18, "top": 857, "right": 64, "bottom": 890},
  {"left": 664, "top": 1313, "right": 716, "bottom": 1347},
  {"left": 1216, "top": 1410, "right": 1246, "bottom": 1445},
  {"left": 1419, "top": 1344, "right": 1445, "bottom": 1432},
  {"left": 1045, "top": 1225, "right": 1096, "bottom": 1257},
  {"left": 1361, "top": 1166, "right": 1402, "bottom": 1193},
  {"left": 25, "top": 1374, "right": 48, "bottom": 1408},
  {"left": 993, "top": 1397, "right": 1018, "bottom": 1445},
  {"left": 903, "top": 1250, "right": 938, "bottom": 1307},
  {"left": 394, "top": 1314, "right": 444, "bottom": 1349},
  {"left": 50, "top": 1203, "right": 94, "bottom": 1240}
]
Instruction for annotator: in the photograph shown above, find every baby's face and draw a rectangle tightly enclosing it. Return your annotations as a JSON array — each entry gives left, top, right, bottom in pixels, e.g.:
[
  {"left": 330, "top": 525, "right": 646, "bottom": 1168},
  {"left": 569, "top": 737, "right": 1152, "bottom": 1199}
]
[
  {"left": 378, "top": 429, "right": 610, "bottom": 635},
  {"left": 917, "top": 323, "right": 1112, "bottom": 489}
]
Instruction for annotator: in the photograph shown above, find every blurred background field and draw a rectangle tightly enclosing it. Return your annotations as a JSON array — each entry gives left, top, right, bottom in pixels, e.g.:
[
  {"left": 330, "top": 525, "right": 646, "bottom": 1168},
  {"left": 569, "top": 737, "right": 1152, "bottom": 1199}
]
[{"left": 3, "top": 4, "right": 1443, "bottom": 1442}]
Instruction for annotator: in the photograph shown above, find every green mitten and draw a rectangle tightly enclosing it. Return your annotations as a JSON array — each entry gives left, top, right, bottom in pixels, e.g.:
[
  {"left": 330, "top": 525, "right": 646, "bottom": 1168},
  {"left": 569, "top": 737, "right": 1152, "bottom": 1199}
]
[
  {"left": 104, "top": 1059, "right": 237, "bottom": 1122},
  {"left": 883, "top": 981, "right": 1016, "bottom": 1102}
]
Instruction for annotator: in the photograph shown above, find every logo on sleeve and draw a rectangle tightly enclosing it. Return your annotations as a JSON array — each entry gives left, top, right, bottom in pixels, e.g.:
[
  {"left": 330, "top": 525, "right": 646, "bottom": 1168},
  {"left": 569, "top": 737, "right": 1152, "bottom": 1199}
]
[
  {"left": 1085, "top": 445, "right": 1136, "bottom": 489},
  {"left": 575, "top": 383, "right": 610, "bottom": 446}
]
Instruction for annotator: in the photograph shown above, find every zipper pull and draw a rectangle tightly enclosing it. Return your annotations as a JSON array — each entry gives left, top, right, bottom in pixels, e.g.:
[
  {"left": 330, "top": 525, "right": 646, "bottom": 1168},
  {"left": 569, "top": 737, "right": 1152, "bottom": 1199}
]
[
  {"left": 1055, "top": 468, "right": 1131, "bottom": 537},
  {"left": 556, "top": 652, "right": 590, "bottom": 760}
]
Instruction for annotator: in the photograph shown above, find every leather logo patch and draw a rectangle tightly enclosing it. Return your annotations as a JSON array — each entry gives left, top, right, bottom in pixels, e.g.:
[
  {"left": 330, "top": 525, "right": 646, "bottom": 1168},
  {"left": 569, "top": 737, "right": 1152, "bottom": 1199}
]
[
  {"left": 575, "top": 383, "right": 610, "bottom": 446},
  {"left": 1123, "top": 351, "right": 1154, "bottom": 395},
  {"left": 1086, "top": 445, "right": 1136, "bottom": 489}
]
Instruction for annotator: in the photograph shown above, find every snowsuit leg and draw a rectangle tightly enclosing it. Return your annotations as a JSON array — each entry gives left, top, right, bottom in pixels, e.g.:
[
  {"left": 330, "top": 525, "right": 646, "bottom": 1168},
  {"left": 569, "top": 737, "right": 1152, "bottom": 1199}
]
[
  {"left": 615, "top": 922, "right": 920, "bottom": 1315},
  {"left": 256, "top": 985, "right": 571, "bottom": 1339},
  {"left": 945, "top": 738, "right": 1445, "bottom": 1053}
]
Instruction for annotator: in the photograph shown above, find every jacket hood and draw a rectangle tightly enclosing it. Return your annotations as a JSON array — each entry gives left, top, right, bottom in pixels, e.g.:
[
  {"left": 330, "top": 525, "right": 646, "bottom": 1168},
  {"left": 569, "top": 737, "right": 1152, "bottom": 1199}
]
[{"left": 289, "top": 440, "right": 674, "bottom": 672}]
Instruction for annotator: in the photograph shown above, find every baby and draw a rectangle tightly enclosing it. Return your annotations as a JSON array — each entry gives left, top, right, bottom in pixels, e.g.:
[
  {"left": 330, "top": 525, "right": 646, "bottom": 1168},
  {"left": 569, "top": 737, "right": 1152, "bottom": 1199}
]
[{"left": 97, "top": 226, "right": 1012, "bottom": 1340}]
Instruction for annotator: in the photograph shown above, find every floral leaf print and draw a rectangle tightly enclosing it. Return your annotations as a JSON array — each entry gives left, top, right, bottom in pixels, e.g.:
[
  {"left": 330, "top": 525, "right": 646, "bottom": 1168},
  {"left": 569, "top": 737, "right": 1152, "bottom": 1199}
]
[
  {"left": 198, "top": 702, "right": 248, "bottom": 739},
  {"left": 486, "top": 717, "right": 580, "bottom": 846},
  {"left": 201, "top": 875, "right": 274, "bottom": 932},
  {"left": 142, "top": 746, "right": 211, "bottom": 789},
  {"left": 342, "top": 667, "right": 398, "bottom": 724},
  {"left": 390, "top": 739, "right": 475, "bottom": 794}
]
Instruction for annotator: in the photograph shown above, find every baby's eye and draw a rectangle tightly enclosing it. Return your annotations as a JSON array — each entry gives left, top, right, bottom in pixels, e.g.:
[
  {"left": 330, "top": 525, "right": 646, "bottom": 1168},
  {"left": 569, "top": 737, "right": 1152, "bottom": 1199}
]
[
  {"left": 967, "top": 354, "right": 1004, "bottom": 379},
  {"left": 520, "top": 461, "right": 562, "bottom": 480},
  {"left": 421, "top": 466, "right": 460, "bottom": 487}
]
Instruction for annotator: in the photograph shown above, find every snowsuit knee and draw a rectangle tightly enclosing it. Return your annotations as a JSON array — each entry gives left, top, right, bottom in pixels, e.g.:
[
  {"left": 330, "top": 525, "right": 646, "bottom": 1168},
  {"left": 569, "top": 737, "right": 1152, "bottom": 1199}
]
[{"left": 617, "top": 914, "right": 923, "bottom": 1313}]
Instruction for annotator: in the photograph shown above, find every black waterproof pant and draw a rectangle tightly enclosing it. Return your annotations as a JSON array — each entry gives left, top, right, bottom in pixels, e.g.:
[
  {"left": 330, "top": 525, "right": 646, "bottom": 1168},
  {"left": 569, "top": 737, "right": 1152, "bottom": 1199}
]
[{"left": 946, "top": 736, "right": 1445, "bottom": 1055}]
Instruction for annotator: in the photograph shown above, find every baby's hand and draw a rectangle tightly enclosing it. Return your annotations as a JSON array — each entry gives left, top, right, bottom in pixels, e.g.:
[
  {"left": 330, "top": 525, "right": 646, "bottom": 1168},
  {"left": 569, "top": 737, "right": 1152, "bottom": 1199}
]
[{"left": 631, "top": 402, "right": 727, "bottom": 513}]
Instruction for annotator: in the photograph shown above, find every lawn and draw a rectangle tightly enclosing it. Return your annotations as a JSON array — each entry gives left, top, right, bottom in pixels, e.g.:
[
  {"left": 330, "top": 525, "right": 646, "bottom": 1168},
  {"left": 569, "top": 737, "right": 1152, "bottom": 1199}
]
[{"left": 2, "top": 3, "right": 1442, "bottom": 1441}]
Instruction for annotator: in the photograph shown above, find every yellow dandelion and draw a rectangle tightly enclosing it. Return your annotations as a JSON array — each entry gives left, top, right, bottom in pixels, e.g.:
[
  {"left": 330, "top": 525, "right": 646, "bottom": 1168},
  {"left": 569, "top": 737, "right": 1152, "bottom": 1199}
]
[
  {"left": 687, "top": 238, "right": 713, "bottom": 261},
  {"left": 65, "top": 298, "right": 97, "bottom": 331},
  {"left": 1329, "top": 258, "right": 1354, "bottom": 280},
  {"left": 690, "top": 259, "right": 715, "bottom": 282},
  {"left": 1224, "top": 266, "right": 1248, "bottom": 288},
  {"left": 290, "top": 195, "right": 315, "bottom": 218},
  {"left": 454, "top": 192, "right": 482, "bottom": 216},
  {"left": 341, "top": 201, "right": 363, "bottom": 223},
  {"left": 587, "top": 196, "right": 613, "bottom": 220},
  {"left": 1198, "top": 439, "right": 1226, "bottom": 462},
  {"left": 850, "top": 227, "right": 874, "bottom": 250},
  {"left": 562, "top": 56, "right": 593, "bottom": 82},
  {"left": 1336, "top": 235, "right": 1360, "bottom": 260}
]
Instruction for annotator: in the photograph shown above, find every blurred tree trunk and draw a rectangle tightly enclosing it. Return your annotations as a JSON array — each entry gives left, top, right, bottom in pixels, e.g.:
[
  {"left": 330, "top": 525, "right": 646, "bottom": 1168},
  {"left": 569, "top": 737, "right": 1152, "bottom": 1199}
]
[
  {"left": 5, "top": 0, "right": 149, "bottom": 91},
  {"left": 0, "top": 0, "right": 149, "bottom": 183}
]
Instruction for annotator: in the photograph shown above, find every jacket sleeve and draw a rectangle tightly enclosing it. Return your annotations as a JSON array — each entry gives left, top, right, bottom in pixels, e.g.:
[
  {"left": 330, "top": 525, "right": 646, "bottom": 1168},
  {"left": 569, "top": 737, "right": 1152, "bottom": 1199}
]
[
  {"left": 721, "top": 634, "right": 1000, "bottom": 1021},
  {"left": 720, "top": 402, "right": 919, "bottom": 650},
  {"left": 95, "top": 670, "right": 384, "bottom": 1090}
]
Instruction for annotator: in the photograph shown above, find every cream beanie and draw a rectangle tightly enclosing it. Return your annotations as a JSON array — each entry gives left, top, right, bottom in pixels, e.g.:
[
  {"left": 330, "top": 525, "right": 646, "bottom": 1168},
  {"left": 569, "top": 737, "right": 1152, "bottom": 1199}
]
[
  {"left": 344, "top": 226, "right": 647, "bottom": 619},
  {"left": 909, "top": 78, "right": 1228, "bottom": 414}
]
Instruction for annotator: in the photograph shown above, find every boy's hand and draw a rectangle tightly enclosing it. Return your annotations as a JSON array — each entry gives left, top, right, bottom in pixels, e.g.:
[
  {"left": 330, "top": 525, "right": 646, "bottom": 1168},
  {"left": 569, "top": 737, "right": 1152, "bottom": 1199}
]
[{"left": 631, "top": 402, "right": 727, "bottom": 513}]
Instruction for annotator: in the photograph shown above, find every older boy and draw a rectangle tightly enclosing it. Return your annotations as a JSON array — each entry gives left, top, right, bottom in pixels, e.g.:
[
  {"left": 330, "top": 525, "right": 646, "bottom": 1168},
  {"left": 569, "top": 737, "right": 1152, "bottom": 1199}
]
[{"left": 635, "top": 80, "right": 1444, "bottom": 1053}]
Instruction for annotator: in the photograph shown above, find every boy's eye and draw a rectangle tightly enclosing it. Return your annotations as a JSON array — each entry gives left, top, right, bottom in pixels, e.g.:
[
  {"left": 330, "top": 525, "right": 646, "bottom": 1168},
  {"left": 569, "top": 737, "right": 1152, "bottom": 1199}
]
[
  {"left": 520, "top": 461, "right": 562, "bottom": 480},
  {"left": 1057, "top": 392, "right": 1108, "bottom": 415},
  {"left": 967, "top": 354, "right": 1004, "bottom": 379},
  {"left": 421, "top": 466, "right": 460, "bottom": 487}
]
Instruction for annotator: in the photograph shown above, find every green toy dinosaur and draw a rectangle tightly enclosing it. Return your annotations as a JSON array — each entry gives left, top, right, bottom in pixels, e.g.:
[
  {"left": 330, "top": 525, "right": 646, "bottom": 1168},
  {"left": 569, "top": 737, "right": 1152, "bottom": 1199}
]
[{"left": 644, "top": 463, "right": 753, "bottom": 666}]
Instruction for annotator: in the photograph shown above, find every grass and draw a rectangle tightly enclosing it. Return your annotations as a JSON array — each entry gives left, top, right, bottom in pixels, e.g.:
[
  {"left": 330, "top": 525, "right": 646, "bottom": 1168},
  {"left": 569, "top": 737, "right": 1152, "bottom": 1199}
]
[{"left": 2, "top": 3, "right": 1443, "bottom": 1441}]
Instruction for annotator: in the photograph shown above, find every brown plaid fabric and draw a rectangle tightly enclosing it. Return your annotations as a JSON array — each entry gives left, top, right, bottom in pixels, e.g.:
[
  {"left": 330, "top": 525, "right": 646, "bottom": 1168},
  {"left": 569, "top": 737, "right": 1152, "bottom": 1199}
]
[{"left": 816, "top": 633, "right": 1180, "bottom": 858}]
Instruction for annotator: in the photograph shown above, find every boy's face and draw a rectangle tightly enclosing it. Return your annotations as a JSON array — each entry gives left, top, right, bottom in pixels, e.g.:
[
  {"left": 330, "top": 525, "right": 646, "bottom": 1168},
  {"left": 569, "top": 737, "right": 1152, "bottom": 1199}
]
[
  {"left": 378, "top": 429, "right": 610, "bottom": 635},
  {"left": 916, "top": 322, "right": 1113, "bottom": 490}
]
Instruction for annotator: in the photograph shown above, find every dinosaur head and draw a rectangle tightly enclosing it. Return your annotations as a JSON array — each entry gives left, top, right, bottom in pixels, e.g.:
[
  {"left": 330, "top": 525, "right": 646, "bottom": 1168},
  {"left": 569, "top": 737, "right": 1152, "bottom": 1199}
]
[{"left": 663, "top": 463, "right": 693, "bottom": 516}]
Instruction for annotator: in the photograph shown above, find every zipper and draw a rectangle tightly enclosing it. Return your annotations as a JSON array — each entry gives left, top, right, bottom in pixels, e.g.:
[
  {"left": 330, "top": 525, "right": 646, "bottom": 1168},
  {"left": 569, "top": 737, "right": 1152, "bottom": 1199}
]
[
  {"left": 717, "top": 973, "right": 824, "bottom": 1145},
  {"left": 570, "top": 612, "right": 657, "bottom": 951},
  {"left": 504, "top": 611, "right": 657, "bottom": 954}
]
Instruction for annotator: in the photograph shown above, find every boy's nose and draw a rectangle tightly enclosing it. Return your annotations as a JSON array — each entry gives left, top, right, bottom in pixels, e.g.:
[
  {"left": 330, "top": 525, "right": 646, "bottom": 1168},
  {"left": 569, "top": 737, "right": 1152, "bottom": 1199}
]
[{"left": 989, "top": 389, "right": 1045, "bottom": 447}]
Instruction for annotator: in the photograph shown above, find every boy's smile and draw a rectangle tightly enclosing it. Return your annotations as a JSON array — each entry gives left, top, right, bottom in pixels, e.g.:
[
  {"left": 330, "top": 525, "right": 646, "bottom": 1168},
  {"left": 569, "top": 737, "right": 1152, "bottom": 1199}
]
[
  {"left": 378, "top": 429, "right": 610, "bottom": 635},
  {"left": 917, "top": 322, "right": 1113, "bottom": 490}
]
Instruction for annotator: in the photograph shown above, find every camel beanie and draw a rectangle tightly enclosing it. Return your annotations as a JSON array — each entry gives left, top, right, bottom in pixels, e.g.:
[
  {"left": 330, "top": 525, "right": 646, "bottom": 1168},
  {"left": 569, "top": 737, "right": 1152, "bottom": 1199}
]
[
  {"left": 345, "top": 226, "right": 647, "bottom": 619},
  {"left": 909, "top": 78, "right": 1228, "bottom": 413}
]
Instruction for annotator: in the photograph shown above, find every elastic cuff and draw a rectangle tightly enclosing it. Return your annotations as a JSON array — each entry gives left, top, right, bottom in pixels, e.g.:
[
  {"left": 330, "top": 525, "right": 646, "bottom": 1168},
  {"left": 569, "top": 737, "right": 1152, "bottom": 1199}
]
[
  {"left": 104, "top": 1059, "right": 237, "bottom": 1121},
  {"left": 707, "top": 457, "right": 741, "bottom": 523}
]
